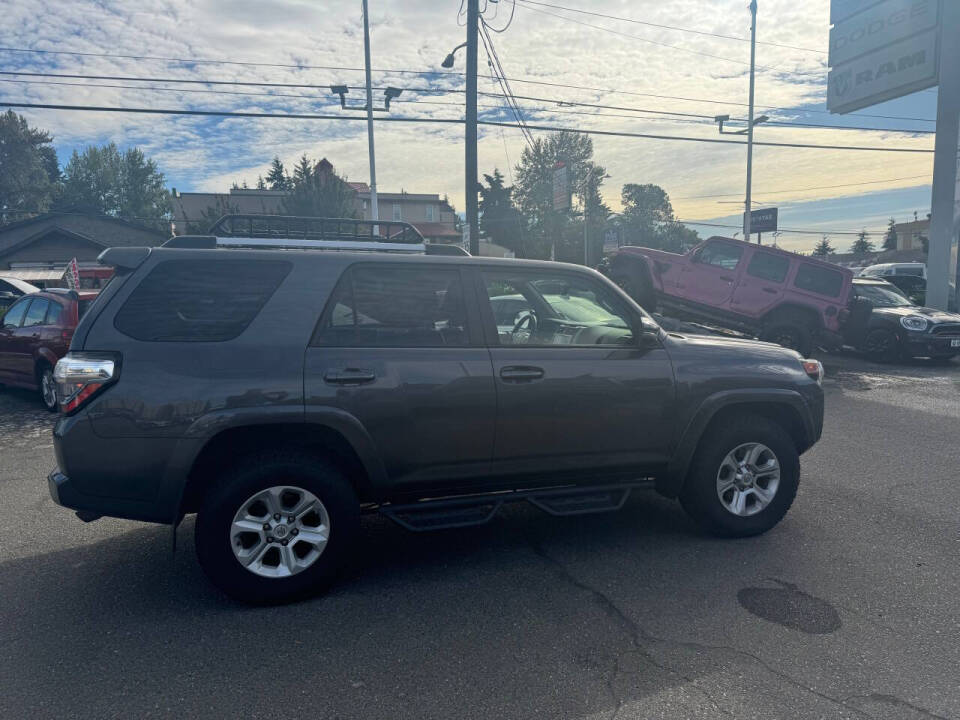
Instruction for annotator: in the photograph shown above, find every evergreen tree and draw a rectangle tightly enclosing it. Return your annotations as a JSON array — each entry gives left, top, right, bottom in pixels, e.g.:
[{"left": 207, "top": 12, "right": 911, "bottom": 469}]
[
  {"left": 882, "top": 217, "right": 897, "bottom": 250},
  {"left": 266, "top": 156, "right": 288, "bottom": 190},
  {"left": 850, "top": 229, "right": 875, "bottom": 255},
  {"left": 0, "top": 110, "right": 59, "bottom": 223},
  {"left": 812, "top": 235, "right": 834, "bottom": 257}
]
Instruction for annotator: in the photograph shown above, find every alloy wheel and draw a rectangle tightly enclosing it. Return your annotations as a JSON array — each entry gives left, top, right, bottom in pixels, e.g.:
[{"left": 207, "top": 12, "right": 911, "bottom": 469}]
[
  {"left": 716, "top": 442, "right": 781, "bottom": 517},
  {"left": 230, "top": 485, "right": 331, "bottom": 578},
  {"left": 40, "top": 368, "right": 57, "bottom": 410}
]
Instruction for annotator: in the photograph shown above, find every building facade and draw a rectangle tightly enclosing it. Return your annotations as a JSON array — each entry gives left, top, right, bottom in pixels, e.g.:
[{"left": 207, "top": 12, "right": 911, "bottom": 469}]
[{"left": 894, "top": 217, "right": 930, "bottom": 251}]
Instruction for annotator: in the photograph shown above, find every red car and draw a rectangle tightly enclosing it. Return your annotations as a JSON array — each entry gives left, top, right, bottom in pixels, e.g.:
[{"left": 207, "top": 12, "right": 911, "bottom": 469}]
[{"left": 0, "top": 289, "right": 98, "bottom": 410}]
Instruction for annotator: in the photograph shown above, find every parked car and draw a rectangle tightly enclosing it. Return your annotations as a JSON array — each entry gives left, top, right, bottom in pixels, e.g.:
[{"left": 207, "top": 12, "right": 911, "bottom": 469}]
[
  {"left": 880, "top": 273, "right": 926, "bottom": 306},
  {"left": 49, "top": 216, "right": 825, "bottom": 603},
  {"left": 0, "top": 276, "right": 40, "bottom": 313},
  {"left": 842, "top": 278, "right": 960, "bottom": 362},
  {"left": 0, "top": 288, "right": 98, "bottom": 410},
  {"left": 604, "top": 237, "right": 854, "bottom": 356},
  {"left": 859, "top": 262, "right": 926, "bottom": 280}
]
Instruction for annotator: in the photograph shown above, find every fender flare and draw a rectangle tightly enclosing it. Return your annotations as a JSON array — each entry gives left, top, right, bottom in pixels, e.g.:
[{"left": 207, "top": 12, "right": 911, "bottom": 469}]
[{"left": 658, "top": 388, "right": 815, "bottom": 498}]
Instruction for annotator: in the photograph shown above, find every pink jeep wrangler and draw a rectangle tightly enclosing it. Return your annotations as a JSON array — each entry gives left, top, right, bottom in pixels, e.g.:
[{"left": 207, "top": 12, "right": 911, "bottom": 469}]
[{"left": 605, "top": 236, "right": 854, "bottom": 356}]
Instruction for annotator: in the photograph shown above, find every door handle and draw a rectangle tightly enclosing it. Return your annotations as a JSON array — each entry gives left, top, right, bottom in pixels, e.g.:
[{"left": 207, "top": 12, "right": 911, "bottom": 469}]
[
  {"left": 323, "top": 368, "right": 376, "bottom": 385},
  {"left": 761, "top": 287, "right": 778, "bottom": 294},
  {"left": 500, "top": 366, "right": 544, "bottom": 382}
]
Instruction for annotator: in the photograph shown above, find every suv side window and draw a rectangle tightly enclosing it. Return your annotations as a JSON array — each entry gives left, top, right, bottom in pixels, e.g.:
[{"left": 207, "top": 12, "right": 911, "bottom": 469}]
[
  {"left": 22, "top": 298, "right": 50, "bottom": 327},
  {"left": 794, "top": 263, "right": 843, "bottom": 298},
  {"left": 115, "top": 260, "right": 291, "bottom": 342},
  {"left": 746, "top": 251, "right": 789, "bottom": 283},
  {"left": 2, "top": 298, "right": 30, "bottom": 328},
  {"left": 314, "top": 265, "right": 468, "bottom": 347},
  {"left": 482, "top": 270, "right": 635, "bottom": 346},
  {"left": 698, "top": 243, "right": 743, "bottom": 270}
]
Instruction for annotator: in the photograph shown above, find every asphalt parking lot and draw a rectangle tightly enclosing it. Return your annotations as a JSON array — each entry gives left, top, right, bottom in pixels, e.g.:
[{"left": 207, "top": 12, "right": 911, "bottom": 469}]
[{"left": 1, "top": 352, "right": 958, "bottom": 719}]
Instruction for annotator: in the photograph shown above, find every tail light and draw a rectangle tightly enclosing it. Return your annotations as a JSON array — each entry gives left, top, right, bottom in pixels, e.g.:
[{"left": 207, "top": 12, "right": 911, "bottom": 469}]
[{"left": 53, "top": 352, "right": 119, "bottom": 414}]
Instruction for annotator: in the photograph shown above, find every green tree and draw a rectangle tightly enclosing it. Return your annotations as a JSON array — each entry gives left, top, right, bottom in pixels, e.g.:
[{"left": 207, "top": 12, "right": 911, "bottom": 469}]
[
  {"left": 281, "top": 156, "right": 357, "bottom": 218},
  {"left": 0, "top": 110, "right": 59, "bottom": 223},
  {"left": 479, "top": 169, "right": 524, "bottom": 255},
  {"left": 850, "top": 229, "right": 875, "bottom": 255},
  {"left": 618, "top": 183, "right": 696, "bottom": 252},
  {"left": 266, "top": 156, "right": 289, "bottom": 190},
  {"left": 512, "top": 131, "right": 606, "bottom": 260},
  {"left": 57, "top": 143, "right": 170, "bottom": 227},
  {"left": 812, "top": 235, "right": 834, "bottom": 257},
  {"left": 882, "top": 217, "right": 897, "bottom": 250},
  {"left": 256, "top": 175, "right": 267, "bottom": 190}
]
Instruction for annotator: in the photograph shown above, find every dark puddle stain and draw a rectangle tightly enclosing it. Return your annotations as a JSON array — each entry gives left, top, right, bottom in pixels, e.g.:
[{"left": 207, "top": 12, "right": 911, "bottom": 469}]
[{"left": 737, "top": 579, "right": 841, "bottom": 634}]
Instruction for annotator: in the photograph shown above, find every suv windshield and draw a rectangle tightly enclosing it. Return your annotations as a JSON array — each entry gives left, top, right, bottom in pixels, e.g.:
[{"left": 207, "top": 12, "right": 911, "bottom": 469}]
[{"left": 855, "top": 283, "right": 913, "bottom": 307}]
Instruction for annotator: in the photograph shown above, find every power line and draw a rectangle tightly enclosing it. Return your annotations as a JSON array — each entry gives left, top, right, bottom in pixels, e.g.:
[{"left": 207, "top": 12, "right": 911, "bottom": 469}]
[
  {"left": 674, "top": 175, "right": 932, "bottom": 200},
  {"left": 0, "top": 101, "right": 935, "bottom": 153},
  {"left": 479, "top": 22, "right": 533, "bottom": 145},
  {"left": 678, "top": 220, "right": 889, "bottom": 236},
  {"left": 514, "top": 0, "right": 826, "bottom": 54},
  {"left": 2, "top": 70, "right": 936, "bottom": 134},
  {"left": 0, "top": 46, "right": 935, "bottom": 122}
]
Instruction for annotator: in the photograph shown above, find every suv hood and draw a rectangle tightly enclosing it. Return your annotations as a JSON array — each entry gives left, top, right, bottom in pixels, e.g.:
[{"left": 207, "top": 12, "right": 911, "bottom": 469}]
[
  {"left": 666, "top": 331, "right": 801, "bottom": 359},
  {"left": 871, "top": 305, "right": 960, "bottom": 324}
]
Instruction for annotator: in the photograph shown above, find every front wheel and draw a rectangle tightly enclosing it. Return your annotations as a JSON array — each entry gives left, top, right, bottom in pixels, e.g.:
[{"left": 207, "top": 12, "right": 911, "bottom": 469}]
[
  {"left": 760, "top": 322, "right": 813, "bottom": 357},
  {"left": 862, "top": 328, "right": 902, "bottom": 363},
  {"left": 680, "top": 415, "right": 799, "bottom": 537},
  {"left": 195, "top": 451, "right": 360, "bottom": 604}
]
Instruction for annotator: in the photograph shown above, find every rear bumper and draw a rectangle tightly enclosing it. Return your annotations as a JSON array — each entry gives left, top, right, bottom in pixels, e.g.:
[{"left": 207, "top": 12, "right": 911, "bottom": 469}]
[{"left": 48, "top": 468, "right": 172, "bottom": 524}]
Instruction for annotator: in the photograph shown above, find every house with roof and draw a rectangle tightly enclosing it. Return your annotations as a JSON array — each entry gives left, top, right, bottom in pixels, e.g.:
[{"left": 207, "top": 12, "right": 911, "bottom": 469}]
[{"left": 0, "top": 213, "right": 168, "bottom": 287}]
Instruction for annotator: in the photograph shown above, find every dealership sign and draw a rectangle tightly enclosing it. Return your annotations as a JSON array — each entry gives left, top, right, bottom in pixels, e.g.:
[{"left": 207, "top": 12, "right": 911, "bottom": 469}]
[
  {"left": 828, "top": 0, "right": 941, "bottom": 114},
  {"left": 745, "top": 207, "right": 778, "bottom": 234}
]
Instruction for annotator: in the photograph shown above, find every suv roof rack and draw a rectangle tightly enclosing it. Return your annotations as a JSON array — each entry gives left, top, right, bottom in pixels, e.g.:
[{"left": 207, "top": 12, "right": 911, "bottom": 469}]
[{"left": 163, "top": 214, "right": 427, "bottom": 254}]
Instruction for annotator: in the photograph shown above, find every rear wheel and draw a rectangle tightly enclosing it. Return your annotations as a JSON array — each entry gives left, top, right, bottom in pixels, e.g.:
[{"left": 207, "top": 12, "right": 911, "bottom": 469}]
[
  {"left": 195, "top": 450, "right": 360, "bottom": 604},
  {"left": 680, "top": 415, "right": 799, "bottom": 537},
  {"left": 760, "top": 322, "right": 813, "bottom": 356},
  {"left": 38, "top": 364, "right": 57, "bottom": 412},
  {"left": 611, "top": 264, "right": 656, "bottom": 312}
]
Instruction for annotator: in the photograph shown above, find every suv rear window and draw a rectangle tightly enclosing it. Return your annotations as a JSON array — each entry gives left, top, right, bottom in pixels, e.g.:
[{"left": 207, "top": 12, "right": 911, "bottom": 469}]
[
  {"left": 115, "top": 259, "right": 290, "bottom": 342},
  {"left": 313, "top": 265, "right": 468, "bottom": 347},
  {"left": 746, "top": 252, "right": 789, "bottom": 283},
  {"left": 794, "top": 263, "right": 843, "bottom": 298}
]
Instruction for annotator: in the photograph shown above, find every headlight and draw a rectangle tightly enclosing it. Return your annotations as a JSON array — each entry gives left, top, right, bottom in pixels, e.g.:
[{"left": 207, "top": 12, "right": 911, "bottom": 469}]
[{"left": 899, "top": 315, "right": 928, "bottom": 332}]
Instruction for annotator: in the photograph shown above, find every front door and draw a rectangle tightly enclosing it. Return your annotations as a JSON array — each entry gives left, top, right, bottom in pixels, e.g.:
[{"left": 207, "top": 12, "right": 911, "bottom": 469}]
[
  {"left": 305, "top": 263, "right": 496, "bottom": 489},
  {"left": 678, "top": 241, "right": 745, "bottom": 308},
  {"left": 9, "top": 297, "right": 49, "bottom": 384},
  {"left": 476, "top": 267, "right": 676, "bottom": 480},
  {"left": 0, "top": 297, "right": 31, "bottom": 383}
]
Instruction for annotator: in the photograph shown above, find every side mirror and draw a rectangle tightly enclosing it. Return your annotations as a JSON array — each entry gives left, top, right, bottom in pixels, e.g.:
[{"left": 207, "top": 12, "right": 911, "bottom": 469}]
[{"left": 635, "top": 316, "right": 661, "bottom": 346}]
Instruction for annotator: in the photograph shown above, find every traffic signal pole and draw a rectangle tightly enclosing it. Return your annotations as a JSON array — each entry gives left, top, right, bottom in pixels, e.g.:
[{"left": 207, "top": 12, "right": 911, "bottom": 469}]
[{"left": 465, "top": 0, "right": 480, "bottom": 256}]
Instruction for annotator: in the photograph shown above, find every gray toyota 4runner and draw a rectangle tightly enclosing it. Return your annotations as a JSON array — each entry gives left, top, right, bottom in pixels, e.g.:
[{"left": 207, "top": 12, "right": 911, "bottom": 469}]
[{"left": 50, "top": 217, "right": 824, "bottom": 603}]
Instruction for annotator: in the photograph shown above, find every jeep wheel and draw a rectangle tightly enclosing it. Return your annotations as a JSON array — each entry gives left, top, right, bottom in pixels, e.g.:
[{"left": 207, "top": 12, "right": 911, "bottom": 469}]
[
  {"left": 862, "top": 328, "right": 901, "bottom": 363},
  {"left": 611, "top": 269, "right": 656, "bottom": 312},
  {"left": 38, "top": 365, "right": 57, "bottom": 412},
  {"left": 760, "top": 322, "right": 812, "bottom": 357},
  {"left": 195, "top": 451, "right": 360, "bottom": 604},
  {"left": 680, "top": 415, "right": 799, "bottom": 537}
]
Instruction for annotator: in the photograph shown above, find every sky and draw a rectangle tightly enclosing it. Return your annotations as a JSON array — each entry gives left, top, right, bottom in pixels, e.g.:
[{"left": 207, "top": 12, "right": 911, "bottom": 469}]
[{"left": 0, "top": 0, "right": 940, "bottom": 252}]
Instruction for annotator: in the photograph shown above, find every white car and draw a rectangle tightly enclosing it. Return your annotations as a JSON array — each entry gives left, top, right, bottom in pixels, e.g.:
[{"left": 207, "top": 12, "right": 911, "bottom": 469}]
[{"left": 858, "top": 262, "right": 926, "bottom": 280}]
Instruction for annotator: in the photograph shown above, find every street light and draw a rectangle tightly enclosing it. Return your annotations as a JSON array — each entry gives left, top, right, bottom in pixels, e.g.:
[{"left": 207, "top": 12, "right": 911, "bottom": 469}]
[
  {"left": 329, "top": 85, "right": 400, "bottom": 112},
  {"left": 715, "top": 114, "right": 768, "bottom": 135},
  {"left": 441, "top": 42, "right": 467, "bottom": 68}
]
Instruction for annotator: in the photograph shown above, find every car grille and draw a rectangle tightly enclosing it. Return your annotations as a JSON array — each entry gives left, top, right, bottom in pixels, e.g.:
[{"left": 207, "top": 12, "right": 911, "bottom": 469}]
[{"left": 931, "top": 324, "right": 960, "bottom": 336}]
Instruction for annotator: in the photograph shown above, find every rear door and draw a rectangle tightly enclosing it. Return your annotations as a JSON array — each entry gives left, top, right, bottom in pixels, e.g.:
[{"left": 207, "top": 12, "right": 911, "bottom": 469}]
[
  {"left": 305, "top": 263, "right": 496, "bottom": 489},
  {"left": 476, "top": 266, "right": 676, "bottom": 479},
  {"left": 731, "top": 250, "right": 790, "bottom": 315}
]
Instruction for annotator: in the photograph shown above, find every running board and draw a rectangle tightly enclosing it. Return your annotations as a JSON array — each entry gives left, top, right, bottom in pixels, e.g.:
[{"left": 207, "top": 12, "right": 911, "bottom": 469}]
[{"left": 379, "top": 480, "right": 652, "bottom": 532}]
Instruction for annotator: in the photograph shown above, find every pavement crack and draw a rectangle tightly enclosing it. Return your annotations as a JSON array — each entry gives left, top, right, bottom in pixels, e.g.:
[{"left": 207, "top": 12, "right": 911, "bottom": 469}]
[{"left": 840, "top": 693, "right": 954, "bottom": 720}]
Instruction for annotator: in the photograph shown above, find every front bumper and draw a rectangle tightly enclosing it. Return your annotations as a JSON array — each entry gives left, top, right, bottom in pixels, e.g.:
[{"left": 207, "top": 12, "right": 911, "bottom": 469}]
[{"left": 901, "top": 333, "right": 960, "bottom": 357}]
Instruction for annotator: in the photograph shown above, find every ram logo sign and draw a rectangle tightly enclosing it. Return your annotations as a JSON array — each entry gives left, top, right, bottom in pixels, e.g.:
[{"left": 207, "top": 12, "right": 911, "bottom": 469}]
[{"left": 828, "top": 0, "right": 941, "bottom": 114}]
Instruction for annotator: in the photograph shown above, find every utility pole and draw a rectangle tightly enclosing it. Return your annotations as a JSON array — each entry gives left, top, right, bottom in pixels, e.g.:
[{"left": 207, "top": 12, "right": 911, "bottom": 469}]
[
  {"left": 361, "top": 0, "right": 379, "bottom": 225},
  {"left": 465, "top": 0, "right": 480, "bottom": 255},
  {"left": 743, "top": 0, "right": 758, "bottom": 242}
]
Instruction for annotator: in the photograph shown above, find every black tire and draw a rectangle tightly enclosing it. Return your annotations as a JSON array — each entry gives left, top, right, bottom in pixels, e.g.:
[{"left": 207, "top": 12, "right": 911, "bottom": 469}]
[
  {"left": 195, "top": 450, "right": 360, "bottom": 604},
  {"left": 862, "top": 328, "right": 901, "bottom": 363},
  {"left": 37, "top": 364, "right": 58, "bottom": 412},
  {"left": 680, "top": 414, "right": 799, "bottom": 538},
  {"left": 760, "top": 322, "right": 813, "bottom": 357},
  {"left": 612, "top": 265, "right": 657, "bottom": 312}
]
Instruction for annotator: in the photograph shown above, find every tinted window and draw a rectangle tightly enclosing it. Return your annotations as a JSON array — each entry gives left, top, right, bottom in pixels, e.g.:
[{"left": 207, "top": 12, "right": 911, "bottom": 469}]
[
  {"left": 895, "top": 266, "right": 923, "bottom": 276},
  {"left": 746, "top": 252, "right": 789, "bottom": 283},
  {"left": 854, "top": 283, "right": 912, "bottom": 307},
  {"left": 698, "top": 243, "right": 743, "bottom": 270},
  {"left": 794, "top": 264, "right": 843, "bottom": 298},
  {"left": 314, "top": 265, "right": 468, "bottom": 347},
  {"left": 22, "top": 298, "right": 50, "bottom": 327},
  {"left": 45, "top": 302, "right": 64, "bottom": 325},
  {"left": 78, "top": 300, "right": 94, "bottom": 319},
  {"left": 115, "top": 260, "right": 290, "bottom": 342},
  {"left": 483, "top": 270, "right": 635, "bottom": 347},
  {"left": 2, "top": 298, "right": 29, "bottom": 328}
]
